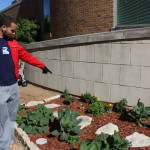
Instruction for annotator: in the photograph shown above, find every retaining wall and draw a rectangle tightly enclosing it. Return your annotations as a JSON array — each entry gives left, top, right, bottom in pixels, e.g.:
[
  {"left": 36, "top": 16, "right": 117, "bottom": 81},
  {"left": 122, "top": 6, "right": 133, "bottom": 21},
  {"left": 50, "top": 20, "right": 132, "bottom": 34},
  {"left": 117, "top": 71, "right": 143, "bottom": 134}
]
[{"left": 24, "top": 28, "right": 150, "bottom": 106}]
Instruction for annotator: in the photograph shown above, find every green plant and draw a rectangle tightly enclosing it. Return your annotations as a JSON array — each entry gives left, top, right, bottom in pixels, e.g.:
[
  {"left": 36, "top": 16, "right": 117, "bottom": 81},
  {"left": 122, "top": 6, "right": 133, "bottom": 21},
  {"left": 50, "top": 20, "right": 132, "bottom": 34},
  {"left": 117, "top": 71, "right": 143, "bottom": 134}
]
[
  {"left": 51, "top": 107, "right": 82, "bottom": 141},
  {"left": 65, "top": 95, "right": 75, "bottom": 103},
  {"left": 16, "top": 104, "right": 53, "bottom": 134},
  {"left": 0, "top": 12, "right": 5, "bottom": 19},
  {"left": 113, "top": 98, "right": 128, "bottom": 114},
  {"left": 15, "top": 18, "right": 40, "bottom": 44},
  {"left": 88, "top": 101, "right": 105, "bottom": 116},
  {"left": 105, "top": 103, "right": 113, "bottom": 113},
  {"left": 61, "top": 88, "right": 75, "bottom": 104},
  {"left": 67, "top": 135, "right": 82, "bottom": 145},
  {"left": 81, "top": 92, "right": 98, "bottom": 104},
  {"left": 77, "top": 104, "right": 84, "bottom": 109},
  {"left": 127, "top": 99, "right": 150, "bottom": 127},
  {"left": 61, "top": 88, "right": 69, "bottom": 98},
  {"left": 17, "top": 104, "right": 26, "bottom": 113},
  {"left": 80, "top": 131, "right": 131, "bottom": 150}
]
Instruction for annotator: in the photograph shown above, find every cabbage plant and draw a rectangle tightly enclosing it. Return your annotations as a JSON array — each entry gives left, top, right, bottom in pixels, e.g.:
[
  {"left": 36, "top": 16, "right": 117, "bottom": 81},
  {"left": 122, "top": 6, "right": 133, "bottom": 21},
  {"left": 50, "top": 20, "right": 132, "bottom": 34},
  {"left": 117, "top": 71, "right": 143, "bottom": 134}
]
[{"left": 51, "top": 107, "right": 82, "bottom": 141}]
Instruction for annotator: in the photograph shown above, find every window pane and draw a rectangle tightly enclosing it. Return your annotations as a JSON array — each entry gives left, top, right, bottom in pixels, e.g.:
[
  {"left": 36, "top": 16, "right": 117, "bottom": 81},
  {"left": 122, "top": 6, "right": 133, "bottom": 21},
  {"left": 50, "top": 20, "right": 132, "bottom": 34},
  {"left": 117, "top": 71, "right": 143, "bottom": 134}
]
[
  {"left": 117, "top": 0, "right": 150, "bottom": 26},
  {"left": 43, "top": 0, "right": 50, "bottom": 33},
  {"left": 44, "top": 0, "right": 50, "bottom": 18}
]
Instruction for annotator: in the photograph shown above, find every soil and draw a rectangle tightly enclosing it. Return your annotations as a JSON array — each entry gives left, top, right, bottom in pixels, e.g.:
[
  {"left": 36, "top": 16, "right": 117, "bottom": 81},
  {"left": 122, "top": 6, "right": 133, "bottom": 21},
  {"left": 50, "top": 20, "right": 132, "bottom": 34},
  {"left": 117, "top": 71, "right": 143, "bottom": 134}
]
[{"left": 23, "top": 97, "right": 150, "bottom": 150}]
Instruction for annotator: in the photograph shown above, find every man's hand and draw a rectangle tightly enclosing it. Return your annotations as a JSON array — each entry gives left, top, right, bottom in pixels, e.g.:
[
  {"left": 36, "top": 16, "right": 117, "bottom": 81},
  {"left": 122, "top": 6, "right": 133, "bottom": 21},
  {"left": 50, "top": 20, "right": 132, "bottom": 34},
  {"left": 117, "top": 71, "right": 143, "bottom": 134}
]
[{"left": 42, "top": 66, "right": 52, "bottom": 74}]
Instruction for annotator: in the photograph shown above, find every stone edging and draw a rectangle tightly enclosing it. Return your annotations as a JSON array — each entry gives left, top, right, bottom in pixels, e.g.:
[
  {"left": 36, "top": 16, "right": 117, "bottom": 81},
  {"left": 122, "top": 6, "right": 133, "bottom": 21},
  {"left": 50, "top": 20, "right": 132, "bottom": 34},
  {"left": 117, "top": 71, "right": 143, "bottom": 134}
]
[
  {"left": 14, "top": 123, "right": 40, "bottom": 150},
  {"left": 14, "top": 94, "right": 61, "bottom": 150}
]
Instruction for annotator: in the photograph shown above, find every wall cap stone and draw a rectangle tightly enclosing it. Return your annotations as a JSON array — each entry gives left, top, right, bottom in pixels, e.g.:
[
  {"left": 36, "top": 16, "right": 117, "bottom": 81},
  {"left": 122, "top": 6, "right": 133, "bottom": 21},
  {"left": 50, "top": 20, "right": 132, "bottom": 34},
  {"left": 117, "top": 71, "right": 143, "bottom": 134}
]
[{"left": 24, "top": 27, "right": 150, "bottom": 50}]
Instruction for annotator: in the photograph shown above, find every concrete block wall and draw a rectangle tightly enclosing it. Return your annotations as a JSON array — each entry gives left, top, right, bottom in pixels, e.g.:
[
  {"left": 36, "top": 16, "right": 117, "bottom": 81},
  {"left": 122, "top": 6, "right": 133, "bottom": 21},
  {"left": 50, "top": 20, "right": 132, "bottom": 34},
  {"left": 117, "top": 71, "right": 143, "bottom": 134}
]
[
  {"left": 24, "top": 41, "right": 150, "bottom": 106},
  {"left": 24, "top": 29, "right": 150, "bottom": 106}
]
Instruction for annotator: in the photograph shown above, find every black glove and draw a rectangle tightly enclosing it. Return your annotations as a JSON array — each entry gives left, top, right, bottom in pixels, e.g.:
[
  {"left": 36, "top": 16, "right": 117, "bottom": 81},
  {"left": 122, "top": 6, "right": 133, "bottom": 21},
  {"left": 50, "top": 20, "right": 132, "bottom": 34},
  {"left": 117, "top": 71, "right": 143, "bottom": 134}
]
[{"left": 42, "top": 66, "right": 52, "bottom": 74}]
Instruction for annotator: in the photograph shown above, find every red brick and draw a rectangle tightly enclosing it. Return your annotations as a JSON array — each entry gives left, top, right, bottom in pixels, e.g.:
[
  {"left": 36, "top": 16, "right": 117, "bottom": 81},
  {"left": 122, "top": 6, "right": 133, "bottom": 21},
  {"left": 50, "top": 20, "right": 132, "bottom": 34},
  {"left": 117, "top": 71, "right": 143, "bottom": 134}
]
[{"left": 51, "top": 0, "right": 114, "bottom": 38}]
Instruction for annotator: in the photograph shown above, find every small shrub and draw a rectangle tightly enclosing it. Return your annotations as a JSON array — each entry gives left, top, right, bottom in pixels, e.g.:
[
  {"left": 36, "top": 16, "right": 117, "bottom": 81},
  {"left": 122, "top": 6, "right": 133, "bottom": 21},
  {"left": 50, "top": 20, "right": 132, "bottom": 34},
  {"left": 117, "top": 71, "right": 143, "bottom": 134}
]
[
  {"left": 67, "top": 135, "right": 82, "bottom": 145},
  {"left": 15, "top": 18, "right": 40, "bottom": 44},
  {"left": 88, "top": 101, "right": 105, "bottom": 116},
  {"left": 113, "top": 98, "right": 128, "bottom": 114},
  {"left": 61, "top": 88, "right": 69, "bottom": 98},
  {"left": 65, "top": 95, "right": 75, "bottom": 104},
  {"left": 61, "top": 88, "right": 75, "bottom": 104},
  {"left": 0, "top": 12, "right": 5, "bottom": 19},
  {"left": 81, "top": 93, "right": 99, "bottom": 104}
]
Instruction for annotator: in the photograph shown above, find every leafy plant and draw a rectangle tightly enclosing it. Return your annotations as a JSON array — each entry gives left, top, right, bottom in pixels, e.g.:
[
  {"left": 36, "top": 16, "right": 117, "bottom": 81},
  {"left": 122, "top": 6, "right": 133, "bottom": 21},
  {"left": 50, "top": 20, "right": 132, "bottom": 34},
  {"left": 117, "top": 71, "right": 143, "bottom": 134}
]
[
  {"left": 80, "top": 131, "right": 131, "bottom": 150},
  {"left": 0, "top": 12, "right": 5, "bottom": 19},
  {"left": 65, "top": 95, "right": 75, "bottom": 103},
  {"left": 113, "top": 98, "right": 128, "bottom": 114},
  {"left": 15, "top": 18, "right": 40, "bottom": 44},
  {"left": 81, "top": 92, "right": 98, "bottom": 104},
  {"left": 105, "top": 103, "right": 113, "bottom": 113},
  {"left": 61, "top": 88, "right": 75, "bottom": 104},
  {"left": 16, "top": 104, "right": 53, "bottom": 134},
  {"left": 51, "top": 107, "right": 82, "bottom": 141},
  {"left": 127, "top": 99, "right": 150, "bottom": 127},
  {"left": 17, "top": 104, "right": 26, "bottom": 113},
  {"left": 88, "top": 101, "right": 105, "bottom": 116},
  {"left": 77, "top": 104, "right": 84, "bottom": 109},
  {"left": 67, "top": 135, "right": 82, "bottom": 145},
  {"left": 61, "top": 88, "right": 69, "bottom": 98}
]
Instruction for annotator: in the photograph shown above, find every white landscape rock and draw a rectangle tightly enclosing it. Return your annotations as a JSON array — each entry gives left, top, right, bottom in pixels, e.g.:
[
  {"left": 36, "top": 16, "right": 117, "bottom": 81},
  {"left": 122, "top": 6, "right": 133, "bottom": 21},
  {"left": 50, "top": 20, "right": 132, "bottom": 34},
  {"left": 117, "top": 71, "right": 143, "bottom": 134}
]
[
  {"left": 77, "top": 116, "right": 92, "bottom": 129},
  {"left": 44, "top": 95, "right": 61, "bottom": 102},
  {"left": 95, "top": 123, "right": 119, "bottom": 135},
  {"left": 53, "top": 111, "right": 58, "bottom": 118},
  {"left": 45, "top": 103, "right": 61, "bottom": 109},
  {"left": 125, "top": 132, "right": 150, "bottom": 147},
  {"left": 26, "top": 101, "right": 44, "bottom": 107}
]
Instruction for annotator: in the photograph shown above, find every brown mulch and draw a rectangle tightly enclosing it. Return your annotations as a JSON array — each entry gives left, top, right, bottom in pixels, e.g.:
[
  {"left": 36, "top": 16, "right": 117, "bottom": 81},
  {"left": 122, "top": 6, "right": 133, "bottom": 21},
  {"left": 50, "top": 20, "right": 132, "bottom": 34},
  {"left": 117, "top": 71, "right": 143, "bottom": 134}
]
[{"left": 23, "top": 97, "right": 150, "bottom": 150}]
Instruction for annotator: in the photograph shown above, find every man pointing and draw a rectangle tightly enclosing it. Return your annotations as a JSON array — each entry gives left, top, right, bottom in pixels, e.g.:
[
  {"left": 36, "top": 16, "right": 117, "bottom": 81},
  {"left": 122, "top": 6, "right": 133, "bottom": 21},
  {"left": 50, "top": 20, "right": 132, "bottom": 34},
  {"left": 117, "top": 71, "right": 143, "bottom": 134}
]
[{"left": 0, "top": 16, "right": 52, "bottom": 150}]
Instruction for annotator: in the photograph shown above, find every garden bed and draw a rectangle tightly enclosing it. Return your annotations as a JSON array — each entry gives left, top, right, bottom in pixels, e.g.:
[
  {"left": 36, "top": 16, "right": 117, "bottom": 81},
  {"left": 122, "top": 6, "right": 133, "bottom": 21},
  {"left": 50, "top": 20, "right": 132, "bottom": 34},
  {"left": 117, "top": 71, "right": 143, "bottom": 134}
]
[{"left": 17, "top": 96, "right": 150, "bottom": 150}]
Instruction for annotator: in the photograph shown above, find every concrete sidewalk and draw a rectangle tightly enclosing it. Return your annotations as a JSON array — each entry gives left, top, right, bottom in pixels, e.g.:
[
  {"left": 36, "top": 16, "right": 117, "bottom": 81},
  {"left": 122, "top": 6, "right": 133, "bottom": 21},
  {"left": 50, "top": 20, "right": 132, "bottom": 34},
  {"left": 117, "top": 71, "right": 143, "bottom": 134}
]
[{"left": 11, "top": 136, "right": 26, "bottom": 150}]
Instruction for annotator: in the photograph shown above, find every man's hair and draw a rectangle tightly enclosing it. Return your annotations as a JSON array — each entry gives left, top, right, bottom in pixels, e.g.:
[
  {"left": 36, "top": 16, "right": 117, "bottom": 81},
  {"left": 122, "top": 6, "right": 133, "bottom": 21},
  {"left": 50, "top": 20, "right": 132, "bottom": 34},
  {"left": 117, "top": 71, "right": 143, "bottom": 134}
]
[{"left": 0, "top": 16, "right": 16, "bottom": 27}]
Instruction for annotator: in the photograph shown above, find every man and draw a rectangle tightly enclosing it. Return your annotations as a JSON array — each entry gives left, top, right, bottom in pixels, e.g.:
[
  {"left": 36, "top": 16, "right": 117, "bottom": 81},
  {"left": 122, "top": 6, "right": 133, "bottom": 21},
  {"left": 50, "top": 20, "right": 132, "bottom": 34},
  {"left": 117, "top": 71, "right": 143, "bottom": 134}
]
[{"left": 0, "top": 16, "right": 52, "bottom": 150}]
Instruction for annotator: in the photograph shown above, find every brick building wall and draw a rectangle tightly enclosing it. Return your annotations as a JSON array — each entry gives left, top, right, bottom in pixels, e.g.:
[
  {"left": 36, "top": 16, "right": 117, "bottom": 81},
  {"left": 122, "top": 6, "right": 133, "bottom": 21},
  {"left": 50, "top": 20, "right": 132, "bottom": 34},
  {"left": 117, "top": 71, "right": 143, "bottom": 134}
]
[
  {"left": 4, "top": 0, "right": 41, "bottom": 22},
  {"left": 4, "top": 5, "right": 20, "bottom": 20},
  {"left": 51, "top": 0, "right": 114, "bottom": 39}
]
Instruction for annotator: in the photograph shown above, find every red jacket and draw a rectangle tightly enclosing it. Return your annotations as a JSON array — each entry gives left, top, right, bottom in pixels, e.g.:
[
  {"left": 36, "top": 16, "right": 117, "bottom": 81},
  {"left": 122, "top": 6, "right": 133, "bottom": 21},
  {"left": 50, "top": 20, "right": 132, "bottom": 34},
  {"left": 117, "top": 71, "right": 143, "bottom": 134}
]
[{"left": 8, "top": 40, "right": 45, "bottom": 79}]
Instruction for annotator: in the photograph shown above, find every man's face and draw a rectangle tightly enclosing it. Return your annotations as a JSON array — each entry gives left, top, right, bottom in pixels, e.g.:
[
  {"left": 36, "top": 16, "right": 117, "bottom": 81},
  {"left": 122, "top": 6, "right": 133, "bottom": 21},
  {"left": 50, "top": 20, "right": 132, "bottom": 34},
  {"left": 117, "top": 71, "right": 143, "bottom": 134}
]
[{"left": 2, "top": 22, "right": 17, "bottom": 40}]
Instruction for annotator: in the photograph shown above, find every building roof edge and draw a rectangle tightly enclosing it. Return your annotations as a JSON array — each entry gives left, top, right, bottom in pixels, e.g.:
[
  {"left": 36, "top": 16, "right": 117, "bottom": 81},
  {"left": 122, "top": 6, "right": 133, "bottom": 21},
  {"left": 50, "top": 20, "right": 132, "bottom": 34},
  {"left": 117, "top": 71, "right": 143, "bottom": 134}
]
[{"left": 0, "top": 0, "right": 26, "bottom": 12}]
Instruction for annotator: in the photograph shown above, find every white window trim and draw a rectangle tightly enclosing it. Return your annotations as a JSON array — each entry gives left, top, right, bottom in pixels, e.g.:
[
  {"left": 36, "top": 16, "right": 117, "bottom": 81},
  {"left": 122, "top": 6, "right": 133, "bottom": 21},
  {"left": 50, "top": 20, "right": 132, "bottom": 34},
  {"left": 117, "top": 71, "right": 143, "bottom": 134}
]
[{"left": 113, "top": 0, "right": 118, "bottom": 27}]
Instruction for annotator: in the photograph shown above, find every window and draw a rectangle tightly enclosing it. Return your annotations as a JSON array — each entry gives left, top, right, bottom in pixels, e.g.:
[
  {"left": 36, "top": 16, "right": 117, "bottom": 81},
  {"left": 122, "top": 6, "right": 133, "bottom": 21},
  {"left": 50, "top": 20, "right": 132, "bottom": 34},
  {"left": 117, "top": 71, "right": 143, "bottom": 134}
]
[
  {"left": 116, "top": 0, "right": 150, "bottom": 26},
  {"left": 43, "top": 0, "right": 50, "bottom": 34}
]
